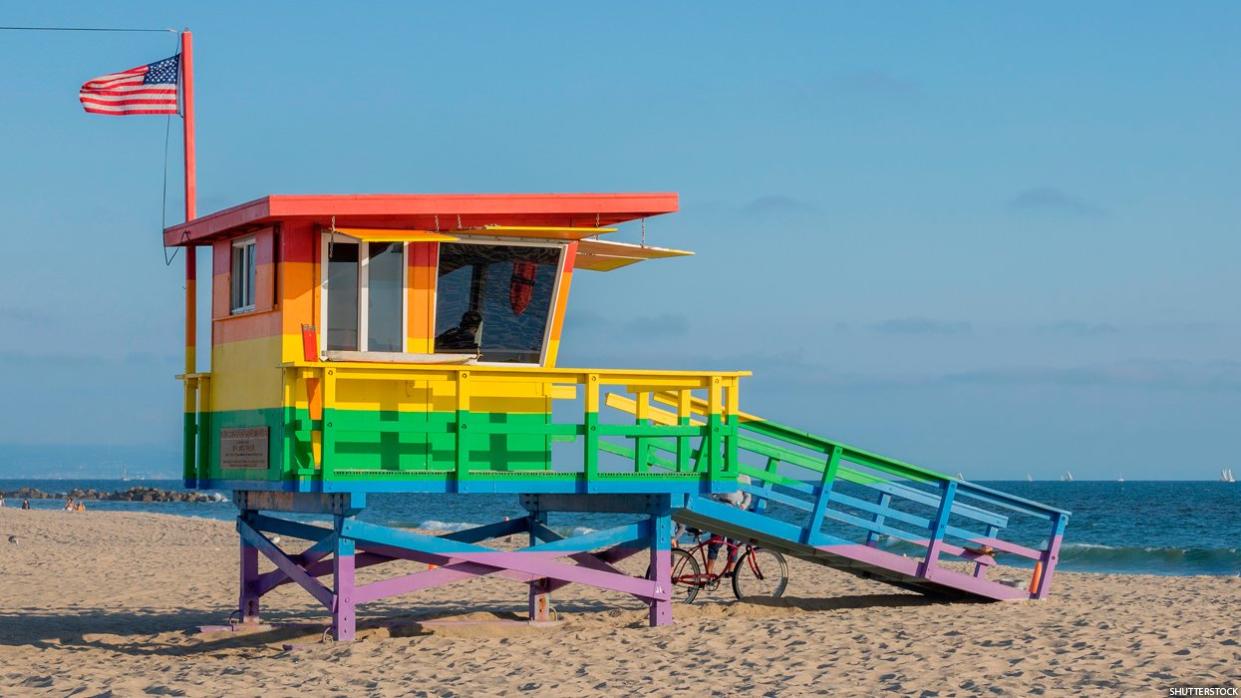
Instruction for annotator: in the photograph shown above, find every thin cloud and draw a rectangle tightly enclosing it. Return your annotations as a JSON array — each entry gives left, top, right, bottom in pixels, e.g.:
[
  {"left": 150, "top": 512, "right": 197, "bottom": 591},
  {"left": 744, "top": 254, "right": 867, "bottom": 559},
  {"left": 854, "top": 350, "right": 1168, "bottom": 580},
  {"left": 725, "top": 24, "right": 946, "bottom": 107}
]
[
  {"left": 944, "top": 359, "right": 1241, "bottom": 392},
  {"left": 563, "top": 312, "right": 690, "bottom": 341},
  {"left": 739, "top": 195, "right": 818, "bottom": 219},
  {"left": 622, "top": 314, "right": 689, "bottom": 337},
  {"left": 0, "top": 306, "right": 48, "bottom": 327},
  {"left": 1008, "top": 187, "right": 1105, "bottom": 218},
  {"left": 819, "top": 69, "right": 923, "bottom": 101},
  {"left": 1038, "top": 321, "right": 1120, "bottom": 337},
  {"left": 870, "top": 317, "right": 972, "bottom": 336}
]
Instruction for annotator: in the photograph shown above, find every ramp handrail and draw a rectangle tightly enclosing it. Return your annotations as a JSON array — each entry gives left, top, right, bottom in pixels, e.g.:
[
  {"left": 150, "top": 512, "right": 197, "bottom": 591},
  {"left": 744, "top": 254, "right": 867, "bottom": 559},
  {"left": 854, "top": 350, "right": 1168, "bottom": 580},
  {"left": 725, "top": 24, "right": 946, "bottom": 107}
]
[{"left": 606, "top": 390, "right": 1071, "bottom": 599}]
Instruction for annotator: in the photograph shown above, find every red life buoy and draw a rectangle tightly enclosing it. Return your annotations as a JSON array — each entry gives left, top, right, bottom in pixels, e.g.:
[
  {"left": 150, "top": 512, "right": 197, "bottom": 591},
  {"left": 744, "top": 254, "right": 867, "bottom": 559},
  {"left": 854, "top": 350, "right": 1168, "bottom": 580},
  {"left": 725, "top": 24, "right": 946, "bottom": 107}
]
[{"left": 509, "top": 261, "right": 537, "bottom": 316}]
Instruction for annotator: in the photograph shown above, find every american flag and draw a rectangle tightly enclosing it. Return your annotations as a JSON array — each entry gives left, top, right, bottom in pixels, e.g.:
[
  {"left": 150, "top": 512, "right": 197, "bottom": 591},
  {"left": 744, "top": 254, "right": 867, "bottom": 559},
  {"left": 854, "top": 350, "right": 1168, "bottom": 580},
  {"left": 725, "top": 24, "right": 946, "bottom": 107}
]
[{"left": 79, "top": 54, "right": 180, "bottom": 116}]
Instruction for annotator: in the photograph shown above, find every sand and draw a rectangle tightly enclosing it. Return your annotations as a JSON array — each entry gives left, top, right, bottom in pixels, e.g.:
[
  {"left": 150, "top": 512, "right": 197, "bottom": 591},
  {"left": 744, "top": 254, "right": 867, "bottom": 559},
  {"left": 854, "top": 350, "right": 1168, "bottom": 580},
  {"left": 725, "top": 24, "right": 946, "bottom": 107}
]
[{"left": 0, "top": 509, "right": 1237, "bottom": 697}]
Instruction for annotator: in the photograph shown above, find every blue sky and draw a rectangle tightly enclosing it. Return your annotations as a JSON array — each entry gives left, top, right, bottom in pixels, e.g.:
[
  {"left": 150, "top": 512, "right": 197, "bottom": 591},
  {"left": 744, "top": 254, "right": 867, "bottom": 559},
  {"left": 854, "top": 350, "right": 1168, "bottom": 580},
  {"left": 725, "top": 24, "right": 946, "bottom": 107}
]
[{"left": 1, "top": 2, "right": 1238, "bottom": 479}]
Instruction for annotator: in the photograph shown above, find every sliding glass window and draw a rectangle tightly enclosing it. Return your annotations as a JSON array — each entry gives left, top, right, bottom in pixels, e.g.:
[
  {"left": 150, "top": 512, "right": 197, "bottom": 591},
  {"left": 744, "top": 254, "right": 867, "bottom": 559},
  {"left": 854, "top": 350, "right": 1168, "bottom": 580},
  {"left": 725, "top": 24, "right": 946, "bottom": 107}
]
[{"left": 323, "top": 235, "right": 405, "bottom": 353}]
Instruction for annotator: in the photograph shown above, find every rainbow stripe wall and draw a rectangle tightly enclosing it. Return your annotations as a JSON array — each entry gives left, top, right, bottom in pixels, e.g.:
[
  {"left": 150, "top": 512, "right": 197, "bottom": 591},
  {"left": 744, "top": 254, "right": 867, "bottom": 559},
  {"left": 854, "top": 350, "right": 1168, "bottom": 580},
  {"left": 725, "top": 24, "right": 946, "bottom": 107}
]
[{"left": 199, "top": 223, "right": 582, "bottom": 485}]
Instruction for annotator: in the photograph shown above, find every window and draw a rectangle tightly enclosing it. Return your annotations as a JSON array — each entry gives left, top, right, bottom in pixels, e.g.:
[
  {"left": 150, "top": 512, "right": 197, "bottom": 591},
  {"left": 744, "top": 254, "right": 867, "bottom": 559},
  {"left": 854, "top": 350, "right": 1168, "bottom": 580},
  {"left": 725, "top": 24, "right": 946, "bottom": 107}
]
[
  {"left": 230, "top": 237, "right": 257, "bottom": 313},
  {"left": 366, "top": 242, "right": 404, "bottom": 352},
  {"left": 434, "top": 243, "right": 560, "bottom": 363},
  {"left": 325, "top": 240, "right": 359, "bottom": 349},
  {"left": 271, "top": 230, "right": 280, "bottom": 309},
  {"left": 323, "top": 236, "right": 406, "bottom": 352}
]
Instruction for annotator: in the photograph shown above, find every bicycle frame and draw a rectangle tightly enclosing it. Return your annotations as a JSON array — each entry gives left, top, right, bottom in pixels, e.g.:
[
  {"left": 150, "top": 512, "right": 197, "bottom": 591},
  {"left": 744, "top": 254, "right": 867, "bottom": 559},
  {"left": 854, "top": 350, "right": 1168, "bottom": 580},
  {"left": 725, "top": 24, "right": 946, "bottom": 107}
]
[{"left": 674, "top": 533, "right": 750, "bottom": 588}]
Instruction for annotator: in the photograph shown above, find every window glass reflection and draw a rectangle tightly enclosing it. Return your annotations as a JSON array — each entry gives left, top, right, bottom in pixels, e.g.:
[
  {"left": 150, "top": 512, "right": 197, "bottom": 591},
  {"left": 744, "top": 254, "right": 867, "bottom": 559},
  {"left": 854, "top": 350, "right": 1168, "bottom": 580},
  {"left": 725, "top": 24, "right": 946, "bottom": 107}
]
[{"left": 435, "top": 244, "right": 560, "bottom": 363}]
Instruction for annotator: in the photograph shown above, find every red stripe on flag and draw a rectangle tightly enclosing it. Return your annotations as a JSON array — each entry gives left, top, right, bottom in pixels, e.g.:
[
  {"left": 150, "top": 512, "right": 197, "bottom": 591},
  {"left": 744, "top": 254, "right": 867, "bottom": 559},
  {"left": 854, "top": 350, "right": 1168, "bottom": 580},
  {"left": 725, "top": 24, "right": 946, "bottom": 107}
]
[
  {"left": 87, "top": 87, "right": 176, "bottom": 96},
  {"left": 85, "top": 72, "right": 147, "bottom": 88},
  {"left": 83, "top": 107, "right": 179, "bottom": 116},
  {"left": 80, "top": 97, "right": 178, "bottom": 107}
]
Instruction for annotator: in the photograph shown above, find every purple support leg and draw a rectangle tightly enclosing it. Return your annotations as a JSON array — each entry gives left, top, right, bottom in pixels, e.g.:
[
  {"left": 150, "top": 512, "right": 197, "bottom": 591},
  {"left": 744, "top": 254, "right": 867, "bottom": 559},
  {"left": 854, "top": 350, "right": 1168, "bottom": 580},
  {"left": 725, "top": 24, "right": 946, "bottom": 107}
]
[
  {"left": 333, "top": 517, "right": 356, "bottom": 641},
  {"left": 239, "top": 513, "right": 261, "bottom": 624},
  {"left": 648, "top": 499, "right": 673, "bottom": 627},
  {"left": 527, "top": 512, "right": 553, "bottom": 622}
]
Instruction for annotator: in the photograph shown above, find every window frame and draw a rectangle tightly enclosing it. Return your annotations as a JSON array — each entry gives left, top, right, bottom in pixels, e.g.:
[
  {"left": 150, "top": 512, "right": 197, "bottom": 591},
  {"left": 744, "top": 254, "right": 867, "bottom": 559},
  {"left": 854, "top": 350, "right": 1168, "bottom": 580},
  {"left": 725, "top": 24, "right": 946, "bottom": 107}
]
[
  {"left": 318, "top": 232, "right": 409, "bottom": 355},
  {"left": 431, "top": 236, "right": 566, "bottom": 368},
  {"left": 230, "top": 236, "right": 257, "bottom": 315}
]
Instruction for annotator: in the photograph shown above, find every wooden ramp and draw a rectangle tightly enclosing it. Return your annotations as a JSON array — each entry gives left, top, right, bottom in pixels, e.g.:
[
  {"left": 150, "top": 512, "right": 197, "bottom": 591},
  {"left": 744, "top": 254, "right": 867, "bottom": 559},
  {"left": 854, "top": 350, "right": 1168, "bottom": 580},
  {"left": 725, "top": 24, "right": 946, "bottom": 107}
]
[
  {"left": 607, "top": 391, "right": 1071, "bottom": 601},
  {"left": 677, "top": 496, "right": 1033, "bottom": 601}
]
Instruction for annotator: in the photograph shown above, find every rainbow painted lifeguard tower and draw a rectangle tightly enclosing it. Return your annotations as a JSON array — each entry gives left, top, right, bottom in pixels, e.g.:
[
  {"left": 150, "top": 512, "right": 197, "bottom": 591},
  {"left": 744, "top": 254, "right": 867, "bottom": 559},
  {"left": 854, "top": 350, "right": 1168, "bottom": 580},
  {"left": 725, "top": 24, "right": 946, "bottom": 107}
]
[{"left": 166, "top": 192, "right": 1069, "bottom": 641}]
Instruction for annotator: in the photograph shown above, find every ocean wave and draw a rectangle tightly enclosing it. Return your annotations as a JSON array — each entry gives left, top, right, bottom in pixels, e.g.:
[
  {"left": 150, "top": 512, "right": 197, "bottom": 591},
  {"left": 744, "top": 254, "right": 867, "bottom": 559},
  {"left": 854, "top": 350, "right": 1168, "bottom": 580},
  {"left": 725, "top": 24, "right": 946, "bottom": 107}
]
[
  {"left": 416, "top": 520, "right": 477, "bottom": 533},
  {"left": 1058, "top": 543, "right": 1241, "bottom": 575}
]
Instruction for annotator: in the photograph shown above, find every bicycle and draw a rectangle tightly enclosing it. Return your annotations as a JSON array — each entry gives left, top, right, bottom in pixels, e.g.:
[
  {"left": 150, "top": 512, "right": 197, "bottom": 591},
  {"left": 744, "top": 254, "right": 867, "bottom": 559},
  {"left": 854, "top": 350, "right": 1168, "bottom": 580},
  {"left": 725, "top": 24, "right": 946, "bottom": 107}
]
[{"left": 650, "top": 531, "right": 789, "bottom": 604}]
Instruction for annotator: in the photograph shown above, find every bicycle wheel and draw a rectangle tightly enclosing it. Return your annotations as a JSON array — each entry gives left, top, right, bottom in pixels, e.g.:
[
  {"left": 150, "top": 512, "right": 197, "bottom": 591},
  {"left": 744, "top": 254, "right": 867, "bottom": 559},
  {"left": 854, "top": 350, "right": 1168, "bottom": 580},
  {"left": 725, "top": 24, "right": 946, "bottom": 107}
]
[
  {"left": 647, "top": 547, "right": 702, "bottom": 604},
  {"left": 731, "top": 548, "right": 788, "bottom": 601}
]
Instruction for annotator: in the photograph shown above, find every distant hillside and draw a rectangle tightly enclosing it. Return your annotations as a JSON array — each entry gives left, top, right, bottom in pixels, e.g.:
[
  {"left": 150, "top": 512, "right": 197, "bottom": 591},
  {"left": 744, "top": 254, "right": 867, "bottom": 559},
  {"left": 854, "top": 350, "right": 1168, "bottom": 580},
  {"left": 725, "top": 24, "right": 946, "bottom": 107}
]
[{"left": 0, "top": 443, "right": 180, "bottom": 479}]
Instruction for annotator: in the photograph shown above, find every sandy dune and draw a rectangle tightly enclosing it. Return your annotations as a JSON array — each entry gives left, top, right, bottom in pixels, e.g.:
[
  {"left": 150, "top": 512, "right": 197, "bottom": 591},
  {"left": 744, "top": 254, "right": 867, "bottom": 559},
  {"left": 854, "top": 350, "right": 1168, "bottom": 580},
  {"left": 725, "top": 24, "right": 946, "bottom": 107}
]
[{"left": 0, "top": 509, "right": 1237, "bottom": 696}]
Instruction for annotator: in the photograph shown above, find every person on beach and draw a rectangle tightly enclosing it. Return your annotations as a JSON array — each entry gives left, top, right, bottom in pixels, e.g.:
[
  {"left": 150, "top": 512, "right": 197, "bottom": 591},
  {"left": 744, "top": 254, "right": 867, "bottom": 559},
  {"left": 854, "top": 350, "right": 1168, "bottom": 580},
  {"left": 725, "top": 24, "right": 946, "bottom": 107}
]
[
  {"left": 76, "top": 501, "right": 86, "bottom": 512},
  {"left": 672, "top": 474, "right": 754, "bottom": 577},
  {"left": 705, "top": 477, "right": 753, "bottom": 577},
  {"left": 63, "top": 497, "right": 75, "bottom": 512},
  {"left": 21, "top": 499, "right": 30, "bottom": 510},
  {"left": 0, "top": 494, "right": 5, "bottom": 508}
]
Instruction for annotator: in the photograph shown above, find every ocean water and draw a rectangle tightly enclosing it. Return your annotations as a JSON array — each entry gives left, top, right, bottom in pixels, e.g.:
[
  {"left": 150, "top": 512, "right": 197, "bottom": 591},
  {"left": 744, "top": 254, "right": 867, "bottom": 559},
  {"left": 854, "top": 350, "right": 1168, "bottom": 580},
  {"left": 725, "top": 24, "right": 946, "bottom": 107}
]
[{"left": 2, "top": 479, "right": 1237, "bottom": 576}]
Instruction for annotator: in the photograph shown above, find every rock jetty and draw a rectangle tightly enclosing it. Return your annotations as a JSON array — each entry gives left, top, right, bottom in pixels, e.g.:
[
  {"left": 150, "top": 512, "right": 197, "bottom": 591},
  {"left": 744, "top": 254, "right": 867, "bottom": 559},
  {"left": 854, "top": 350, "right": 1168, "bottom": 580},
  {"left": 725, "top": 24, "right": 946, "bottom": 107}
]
[{"left": 0, "top": 486, "right": 226, "bottom": 503}]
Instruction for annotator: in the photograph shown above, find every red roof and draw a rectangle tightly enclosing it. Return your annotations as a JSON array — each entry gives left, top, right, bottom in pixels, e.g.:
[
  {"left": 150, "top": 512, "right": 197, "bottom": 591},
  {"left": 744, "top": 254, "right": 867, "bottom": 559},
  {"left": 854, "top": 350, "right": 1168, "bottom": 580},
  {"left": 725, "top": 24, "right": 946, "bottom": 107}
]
[{"left": 163, "top": 193, "right": 679, "bottom": 246}]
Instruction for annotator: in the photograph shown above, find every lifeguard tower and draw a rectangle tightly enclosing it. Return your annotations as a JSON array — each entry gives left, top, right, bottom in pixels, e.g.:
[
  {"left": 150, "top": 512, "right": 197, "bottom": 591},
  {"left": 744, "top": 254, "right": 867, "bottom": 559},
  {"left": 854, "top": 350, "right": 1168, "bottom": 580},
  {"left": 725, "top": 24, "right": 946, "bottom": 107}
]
[{"left": 166, "top": 192, "right": 1069, "bottom": 641}]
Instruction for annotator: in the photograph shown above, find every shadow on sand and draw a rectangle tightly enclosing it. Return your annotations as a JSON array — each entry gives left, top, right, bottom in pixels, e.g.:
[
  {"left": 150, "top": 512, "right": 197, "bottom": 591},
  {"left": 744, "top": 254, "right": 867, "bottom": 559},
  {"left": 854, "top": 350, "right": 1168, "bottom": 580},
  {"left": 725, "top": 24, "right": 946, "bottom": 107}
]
[{"left": 0, "top": 592, "right": 959, "bottom": 655}]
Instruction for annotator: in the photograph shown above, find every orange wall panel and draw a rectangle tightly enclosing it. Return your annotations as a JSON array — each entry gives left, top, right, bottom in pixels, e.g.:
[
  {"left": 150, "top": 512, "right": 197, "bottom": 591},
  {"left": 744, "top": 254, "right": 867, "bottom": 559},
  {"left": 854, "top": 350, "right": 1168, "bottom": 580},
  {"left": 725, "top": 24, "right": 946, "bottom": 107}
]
[
  {"left": 544, "top": 241, "right": 577, "bottom": 367},
  {"left": 406, "top": 241, "right": 438, "bottom": 353}
]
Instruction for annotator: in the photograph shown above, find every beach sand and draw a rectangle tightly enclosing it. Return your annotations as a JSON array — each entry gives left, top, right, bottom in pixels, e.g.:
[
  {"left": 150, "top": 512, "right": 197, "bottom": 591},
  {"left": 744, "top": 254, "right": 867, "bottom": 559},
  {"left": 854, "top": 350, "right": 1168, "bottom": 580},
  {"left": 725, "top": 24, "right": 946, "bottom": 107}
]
[{"left": 0, "top": 509, "right": 1237, "bottom": 697}]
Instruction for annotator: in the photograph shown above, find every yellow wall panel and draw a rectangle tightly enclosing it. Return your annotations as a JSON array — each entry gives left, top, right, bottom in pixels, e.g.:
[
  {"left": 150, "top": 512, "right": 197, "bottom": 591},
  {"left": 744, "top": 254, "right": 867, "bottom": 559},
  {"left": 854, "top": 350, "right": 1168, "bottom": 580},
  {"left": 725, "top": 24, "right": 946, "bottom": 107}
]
[{"left": 209, "top": 335, "right": 285, "bottom": 411}]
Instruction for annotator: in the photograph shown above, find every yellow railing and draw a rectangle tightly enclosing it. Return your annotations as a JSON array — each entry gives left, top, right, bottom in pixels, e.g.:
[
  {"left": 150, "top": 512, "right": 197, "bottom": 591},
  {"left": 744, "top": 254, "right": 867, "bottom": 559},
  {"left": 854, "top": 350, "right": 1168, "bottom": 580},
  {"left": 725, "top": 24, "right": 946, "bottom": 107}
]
[{"left": 278, "top": 361, "right": 749, "bottom": 488}]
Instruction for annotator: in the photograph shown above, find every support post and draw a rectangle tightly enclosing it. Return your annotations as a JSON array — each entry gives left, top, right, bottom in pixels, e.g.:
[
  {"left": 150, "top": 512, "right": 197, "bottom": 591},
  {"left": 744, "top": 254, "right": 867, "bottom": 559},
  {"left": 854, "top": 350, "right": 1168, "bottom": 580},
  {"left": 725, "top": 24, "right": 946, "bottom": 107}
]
[
  {"left": 182, "top": 378, "right": 198, "bottom": 487},
  {"left": 866, "top": 492, "right": 892, "bottom": 548},
  {"left": 583, "top": 374, "right": 599, "bottom": 484},
  {"left": 333, "top": 514, "right": 356, "bottom": 641},
  {"left": 803, "top": 445, "right": 842, "bottom": 544},
  {"left": 634, "top": 391, "right": 650, "bottom": 473},
  {"left": 756, "top": 455, "right": 779, "bottom": 513},
  {"left": 527, "top": 509, "right": 553, "bottom": 622},
  {"left": 705, "top": 378, "right": 722, "bottom": 480},
  {"left": 919, "top": 479, "right": 958, "bottom": 578},
  {"left": 454, "top": 371, "right": 471, "bottom": 486},
  {"left": 675, "top": 389, "right": 692, "bottom": 473},
  {"left": 1033, "top": 512, "right": 1067, "bottom": 599},
  {"left": 648, "top": 494, "right": 673, "bottom": 627},
  {"left": 238, "top": 510, "right": 261, "bottom": 624}
]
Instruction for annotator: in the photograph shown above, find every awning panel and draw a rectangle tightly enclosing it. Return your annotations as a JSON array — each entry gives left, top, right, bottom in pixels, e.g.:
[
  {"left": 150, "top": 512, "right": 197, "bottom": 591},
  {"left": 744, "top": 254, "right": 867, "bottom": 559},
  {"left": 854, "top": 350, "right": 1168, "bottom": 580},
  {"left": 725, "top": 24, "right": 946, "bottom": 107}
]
[
  {"left": 574, "top": 239, "right": 693, "bottom": 272},
  {"left": 334, "top": 228, "right": 459, "bottom": 243},
  {"left": 452, "top": 225, "right": 616, "bottom": 241}
]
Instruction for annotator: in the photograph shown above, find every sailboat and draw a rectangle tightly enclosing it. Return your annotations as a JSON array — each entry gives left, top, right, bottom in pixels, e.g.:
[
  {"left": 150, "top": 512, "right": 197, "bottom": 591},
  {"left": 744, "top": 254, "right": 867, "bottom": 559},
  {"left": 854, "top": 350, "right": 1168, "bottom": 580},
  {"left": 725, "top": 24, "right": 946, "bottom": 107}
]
[
  {"left": 1061, "top": 471, "right": 1074, "bottom": 482},
  {"left": 1222, "top": 468, "right": 1237, "bottom": 483},
  {"left": 1026, "top": 473, "right": 1033, "bottom": 483},
  {"left": 1117, "top": 474, "right": 1124, "bottom": 483}
]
